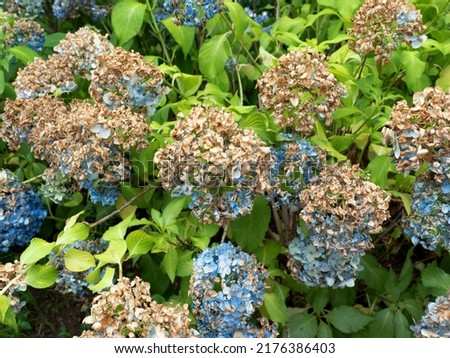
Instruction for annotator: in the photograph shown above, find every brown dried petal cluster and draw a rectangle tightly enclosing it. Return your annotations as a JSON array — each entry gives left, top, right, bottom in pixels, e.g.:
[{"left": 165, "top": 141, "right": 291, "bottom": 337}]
[
  {"left": 0, "top": 260, "right": 26, "bottom": 311},
  {"left": 79, "top": 277, "right": 196, "bottom": 338},
  {"left": 154, "top": 106, "right": 271, "bottom": 225},
  {"left": 348, "top": 0, "right": 426, "bottom": 63},
  {"left": 256, "top": 48, "right": 346, "bottom": 136},
  {"left": 1, "top": 96, "right": 151, "bottom": 186},
  {"left": 53, "top": 26, "right": 113, "bottom": 77},
  {"left": 13, "top": 26, "right": 112, "bottom": 98},
  {"left": 382, "top": 87, "right": 450, "bottom": 181},
  {"left": 300, "top": 163, "right": 391, "bottom": 236}
]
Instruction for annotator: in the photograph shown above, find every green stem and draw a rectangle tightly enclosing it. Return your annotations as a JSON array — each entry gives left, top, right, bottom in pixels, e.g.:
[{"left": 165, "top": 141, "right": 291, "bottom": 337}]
[
  {"left": 145, "top": 0, "right": 173, "bottom": 66},
  {"left": 356, "top": 54, "right": 367, "bottom": 80},
  {"left": 22, "top": 173, "right": 44, "bottom": 184}
]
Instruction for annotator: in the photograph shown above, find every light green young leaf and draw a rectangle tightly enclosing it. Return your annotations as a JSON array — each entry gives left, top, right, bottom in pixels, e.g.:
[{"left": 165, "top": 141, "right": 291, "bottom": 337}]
[
  {"left": 224, "top": 1, "right": 249, "bottom": 45},
  {"left": 126, "top": 230, "right": 154, "bottom": 259},
  {"left": 263, "top": 292, "right": 288, "bottom": 324},
  {"left": 63, "top": 211, "right": 85, "bottom": 231},
  {"left": 162, "top": 196, "right": 187, "bottom": 227},
  {"left": 111, "top": 1, "right": 146, "bottom": 45},
  {"left": 20, "top": 238, "right": 55, "bottom": 265},
  {"left": 161, "top": 247, "right": 178, "bottom": 283},
  {"left": 175, "top": 73, "right": 203, "bottom": 98},
  {"left": 26, "top": 265, "right": 57, "bottom": 289},
  {"left": 198, "top": 33, "right": 231, "bottom": 89},
  {"left": 0, "top": 295, "right": 10, "bottom": 323},
  {"left": 162, "top": 18, "right": 195, "bottom": 58},
  {"left": 102, "top": 211, "right": 135, "bottom": 241},
  {"left": 95, "top": 239, "right": 127, "bottom": 265},
  {"left": 8, "top": 46, "right": 38, "bottom": 65},
  {"left": 88, "top": 267, "right": 115, "bottom": 292},
  {"left": 56, "top": 222, "right": 90, "bottom": 246},
  {"left": 64, "top": 248, "right": 96, "bottom": 272},
  {"left": 366, "top": 155, "right": 395, "bottom": 189}
]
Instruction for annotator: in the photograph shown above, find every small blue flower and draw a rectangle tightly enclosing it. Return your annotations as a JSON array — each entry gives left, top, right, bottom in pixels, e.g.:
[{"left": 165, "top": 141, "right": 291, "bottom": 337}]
[
  {"left": 163, "top": 0, "right": 223, "bottom": 27},
  {"left": 411, "top": 293, "right": 450, "bottom": 338}
]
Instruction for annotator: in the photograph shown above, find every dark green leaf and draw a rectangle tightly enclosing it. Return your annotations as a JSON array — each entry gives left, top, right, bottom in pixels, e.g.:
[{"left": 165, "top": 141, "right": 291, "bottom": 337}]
[
  {"left": 139, "top": 255, "right": 170, "bottom": 295},
  {"left": 421, "top": 266, "right": 450, "bottom": 296},
  {"left": 317, "top": 321, "right": 333, "bottom": 338},
  {"left": 394, "top": 311, "right": 412, "bottom": 338},
  {"left": 358, "top": 255, "right": 388, "bottom": 293},
  {"left": 367, "top": 308, "right": 395, "bottom": 338},
  {"left": 254, "top": 240, "right": 281, "bottom": 266},
  {"left": 287, "top": 313, "right": 318, "bottom": 338},
  {"left": 8, "top": 46, "right": 38, "bottom": 65},
  {"left": 44, "top": 33, "right": 66, "bottom": 48},
  {"left": 326, "top": 306, "right": 373, "bottom": 333}
]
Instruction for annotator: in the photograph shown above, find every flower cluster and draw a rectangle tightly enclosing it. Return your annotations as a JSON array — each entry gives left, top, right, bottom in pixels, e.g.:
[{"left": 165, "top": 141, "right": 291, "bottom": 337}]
[
  {"left": 163, "top": 0, "right": 223, "bottom": 27},
  {"left": 411, "top": 293, "right": 450, "bottom": 338},
  {"left": 0, "top": 169, "right": 47, "bottom": 253},
  {"left": 154, "top": 106, "right": 271, "bottom": 226},
  {"left": 256, "top": 48, "right": 346, "bottom": 136},
  {"left": 268, "top": 134, "right": 326, "bottom": 210},
  {"left": 1, "top": 96, "right": 151, "bottom": 205},
  {"left": 2, "top": 17, "right": 45, "bottom": 52},
  {"left": 189, "top": 242, "right": 277, "bottom": 337},
  {"left": 288, "top": 163, "right": 391, "bottom": 288},
  {"left": 348, "top": 0, "right": 427, "bottom": 63},
  {"left": 50, "top": 239, "right": 107, "bottom": 297},
  {"left": 52, "top": 0, "right": 108, "bottom": 21},
  {"left": 402, "top": 180, "right": 450, "bottom": 252},
  {"left": 13, "top": 27, "right": 112, "bottom": 99},
  {"left": 0, "top": 260, "right": 27, "bottom": 313},
  {"left": 3, "top": 0, "right": 44, "bottom": 19},
  {"left": 79, "top": 277, "right": 196, "bottom": 338},
  {"left": 89, "top": 47, "right": 168, "bottom": 116},
  {"left": 382, "top": 87, "right": 450, "bottom": 181}
]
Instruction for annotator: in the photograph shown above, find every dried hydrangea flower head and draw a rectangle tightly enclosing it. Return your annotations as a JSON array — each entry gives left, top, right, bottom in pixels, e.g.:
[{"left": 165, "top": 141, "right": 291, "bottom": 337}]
[
  {"left": 288, "top": 163, "right": 391, "bottom": 288},
  {"left": 268, "top": 133, "right": 326, "bottom": 210},
  {"left": 0, "top": 260, "right": 27, "bottom": 313},
  {"left": 52, "top": 0, "right": 108, "bottom": 21},
  {"left": 382, "top": 87, "right": 450, "bottom": 181},
  {"left": 1, "top": 96, "right": 151, "bottom": 205},
  {"left": 163, "top": 0, "right": 223, "bottom": 27},
  {"left": 2, "top": 16, "right": 45, "bottom": 52},
  {"left": 403, "top": 180, "right": 450, "bottom": 252},
  {"left": 0, "top": 169, "right": 47, "bottom": 253},
  {"left": 13, "top": 55, "right": 77, "bottom": 99},
  {"left": 154, "top": 105, "right": 271, "bottom": 226},
  {"left": 90, "top": 47, "right": 168, "bottom": 116},
  {"left": 348, "top": 0, "right": 427, "bottom": 63},
  {"left": 411, "top": 292, "right": 450, "bottom": 338},
  {"left": 3, "top": 0, "right": 44, "bottom": 19},
  {"left": 53, "top": 26, "right": 113, "bottom": 78},
  {"left": 189, "top": 242, "right": 277, "bottom": 337},
  {"left": 79, "top": 277, "right": 196, "bottom": 338},
  {"left": 256, "top": 48, "right": 346, "bottom": 136},
  {"left": 13, "top": 26, "right": 112, "bottom": 99}
]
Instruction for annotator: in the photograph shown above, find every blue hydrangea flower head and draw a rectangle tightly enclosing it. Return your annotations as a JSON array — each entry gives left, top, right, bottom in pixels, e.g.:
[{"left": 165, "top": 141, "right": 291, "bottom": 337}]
[
  {"left": 189, "top": 242, "right": 277, "bottom": 337},
  {"left": 4, "top": 0, "right": 44, "bottom": 19},
  {"left": 52, "top": 0, "right": 108, "bottom": 21},
  {"left": 411, "top": 293, "right": 450, "bottom": 338},
  {"left": 0, "top": 169, "right": 47, "bottom": 253},
  {"left": 3, "top": 18, "right": 45, "bottom": 52},
  {"left": 268, "top": 135, "right": 326, "bottom": 209},
  {"left": 163, "top": 0, "right": 223, "bottom": 27},
  {"left": 403, "top": 180, "right": 450, "bottom": 251}
]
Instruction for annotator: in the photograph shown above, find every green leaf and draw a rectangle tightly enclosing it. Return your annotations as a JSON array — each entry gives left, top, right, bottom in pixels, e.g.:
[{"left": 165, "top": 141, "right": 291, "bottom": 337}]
[
  {"left": 311, "top": 121, "right": 347, "bottom": 161},
  {"left": 20, "top": 238, "right": 55, "bottom": 265},
  {"left": 358, "top": 255, "right": 388, "bottom": 292},
  {"left": 176, "top": 249, "right": 193, "bottom": 277},
  {"left": 198, "top": 33, "right": 231, "bottom": 90},
  {"left": 0, "top": 70, "right": 5, "bottom": 94},
  {"left": 317, "top": 321, "right": 333, "bottom": 338},
  {"left": 436, "top": 64, "right": 450, "bottom": 91},
  {"left": 326, "top": 306, "right": 373, "bottom": 333},
  {"left": 254, "top": 240, "right": 281, "bottom": 266},
  {"left": 399, "top": 51, "right": 429, "bottom": 92},
  {"left": 368, "top": 308, "right": 395, "bottom": 337},
  {"left": 64, "top": 248, "right": 95, "bottom": 272},
  {"left": 126, "top": 230, "right": 154, "bottom": 259},
  {"left": 229, "top": 195, "right": 270, "bottom": 252},
  {"left": 394, "top": 311, "right": 412, "bottom": 338},
  {"left": 421, "top": 266, "right": 450, "bottom": 296},
  {"left": 26, "top": 265, "right": 57, "bottom": 289},
  {"left": 287, "top": 313, "right": 318, "bottom": 338},
  {"left": 102, "top": 212, "right": 135, "bottom": 241},
  {"left": 161, "top": 247, "right": 178, "bottom": 283},
  {"left": 398, "top": 247, "right": 414, "bottom": 293},
  {"left": 8, "top": 46, "right": 38, "bottom": 65},
  {"left": 175, "top": 73, "right": 203, "bottom": 98},
  {"left": 366, "top": 155, "right": 395, "bottom": 189},
  {"left": 224, "top": 1, "right": 249, "bottom": 45},
  {"left": 63, "top": 211, "right": 84, "bottom": 231},
  {"left": 0, "top": 295, "right": 10, "bottom": 323},
  {"left": 162, "top": 196, "right": 186, "bottom": 226},
  {"left": 88, "top": 267, "right": 115, "bottom": 292},
  {"left": 95, "top": 239, "right": 127, "bottom": 265},
  {"left": 139, "top": 255, "right": 170, "bottom": 295},
  {"left": 390, "top": 191, "right": 412, "bottom": 215},
  {"left": 56, "top": 222, "right": 90, "bottom": 246},
  {"left": 162, "top": 18, "right": 195, "bottom": 58},
  {"left": 43, "top": 32, "right": 66, "bottom": 48},
  {"left": 263, "top": 292, "right": 288, "bottom": 324},
  {"left": 2, "top": 307, "right": 17, "bottom": 332},
  {"left": 308, "top": 288, "right": 329, "bottom": 315},
  {"left": 111, "top": 1, "right": 146, "bottom": 45},
  {"left": 62, "top": 192, "right": 84, "bottom": 207}
]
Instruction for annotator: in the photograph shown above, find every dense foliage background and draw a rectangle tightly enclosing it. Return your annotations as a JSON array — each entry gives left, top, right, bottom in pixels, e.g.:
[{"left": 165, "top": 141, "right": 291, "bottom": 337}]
[{"left": 0, "top": 0, "right": 449, "bottom": 338}]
